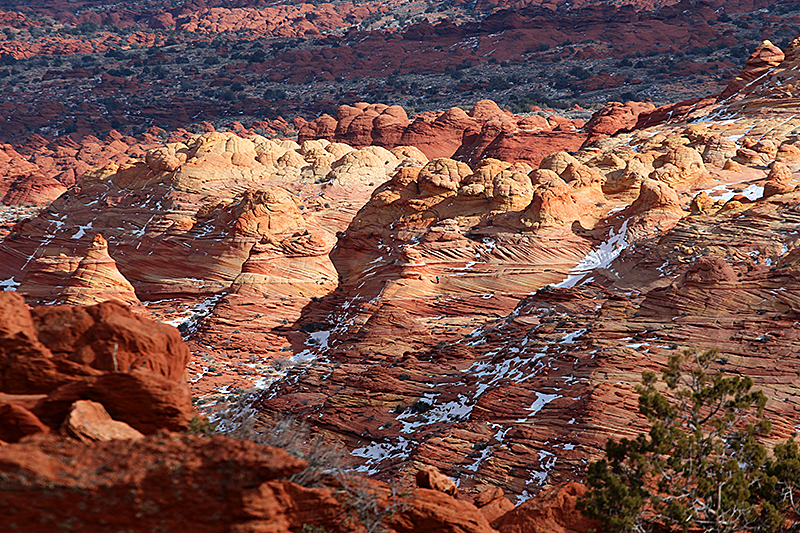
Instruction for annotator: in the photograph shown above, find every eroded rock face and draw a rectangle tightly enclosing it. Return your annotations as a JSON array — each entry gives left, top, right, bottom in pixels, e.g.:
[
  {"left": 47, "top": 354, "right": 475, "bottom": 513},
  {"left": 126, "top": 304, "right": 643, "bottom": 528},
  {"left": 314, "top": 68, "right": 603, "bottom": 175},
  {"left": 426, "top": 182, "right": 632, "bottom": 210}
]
[
  {"left": 0, "top": 293, "right": 193, "bottom": 438},
  {"left": 55, "top": 234, "right": 141, "bottom": 307},
  {"left": 61, "top": 399, "right": 144, "bottom": 442},
  {"left": 718, "top": 40, "right": 785, "bottom": 101},
  {"left": 582, "top": 100, "right": 657, "bottom": 147},
  {"left": 300, "top": 100, "right": 585, "bottom": 167},
  {"left": 493, "top": 483, "right": 596, "bottom": 533},
  {"left": 0, "top": 433, "right": 335, "bottom": 533},
  {"left": 0, "top": 430, "right": 506, "bottom": 533}
]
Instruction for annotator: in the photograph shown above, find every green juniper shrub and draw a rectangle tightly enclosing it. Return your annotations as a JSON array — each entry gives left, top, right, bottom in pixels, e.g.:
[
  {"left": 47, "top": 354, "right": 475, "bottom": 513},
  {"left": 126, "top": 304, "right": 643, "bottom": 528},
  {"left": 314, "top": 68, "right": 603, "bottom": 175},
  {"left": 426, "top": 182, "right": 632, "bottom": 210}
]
[{"left": 580, "top": 349, "right": 800, "bottom": 533}]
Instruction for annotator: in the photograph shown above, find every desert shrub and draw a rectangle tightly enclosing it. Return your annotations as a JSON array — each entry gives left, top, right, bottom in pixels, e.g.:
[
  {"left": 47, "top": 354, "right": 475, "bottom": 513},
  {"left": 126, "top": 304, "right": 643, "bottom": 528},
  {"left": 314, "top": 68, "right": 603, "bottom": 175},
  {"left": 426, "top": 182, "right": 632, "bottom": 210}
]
[
  {"left": 336, "top": 476, "right": 408, "bottom": 533},
  {"left": 208, "top": 390, "right": 410, "bottom": 531},
  {"left": 581, "top": 349, "right": 800, "bottom": 532},
  {"left": 211, "top": 390, "right": 345, "bottom": 486}
]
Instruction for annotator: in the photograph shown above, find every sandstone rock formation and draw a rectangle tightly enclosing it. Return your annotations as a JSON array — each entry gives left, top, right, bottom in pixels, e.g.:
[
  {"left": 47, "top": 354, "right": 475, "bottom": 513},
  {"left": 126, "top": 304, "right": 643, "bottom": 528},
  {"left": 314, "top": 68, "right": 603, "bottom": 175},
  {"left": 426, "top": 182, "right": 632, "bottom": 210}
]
[
  {"left": 718, "top": 40, "right": 785, "bottom": 102},
  {"left": 55, "top": 234, "right": 140, "bottom": 307},
  {"left": 416, "top": 465, "right": 458, "bottom": 496},
  {"left": 0, "top": 293, "right": 193, "bottom": 439},
  {"left": 493, "top": 483, "right": 596, "bottom": 533},
  {"left": 300, "top": 100, "right": 585, "bottom": 167},
  {"left": 61, "top": 399, "right": 144, "bottom": 442},
  {"left": 4, "top": 34, "right": 800, "bottom": 516}
]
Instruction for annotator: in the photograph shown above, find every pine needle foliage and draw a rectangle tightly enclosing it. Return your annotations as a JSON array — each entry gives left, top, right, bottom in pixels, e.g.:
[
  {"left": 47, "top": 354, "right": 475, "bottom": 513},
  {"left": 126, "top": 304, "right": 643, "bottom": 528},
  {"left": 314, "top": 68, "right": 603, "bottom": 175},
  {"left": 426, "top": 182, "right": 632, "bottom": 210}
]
[{"left": 580, "top": 349, "right": 800, "bottom": 533}]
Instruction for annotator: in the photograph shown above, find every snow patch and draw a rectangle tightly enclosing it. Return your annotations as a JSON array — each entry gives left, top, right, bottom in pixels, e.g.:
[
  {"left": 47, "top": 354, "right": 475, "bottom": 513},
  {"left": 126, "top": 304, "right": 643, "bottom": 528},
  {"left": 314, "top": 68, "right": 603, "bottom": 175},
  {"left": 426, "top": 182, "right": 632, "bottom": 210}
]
[
  {"left": 71, "top": 221, "right": 93, "bottom": 240},
  {"left": 0, "top": 277, "right": 20, "bottom": 291},
  {"left": 557, "top": 220, "right": 629, "bottom": 289}
]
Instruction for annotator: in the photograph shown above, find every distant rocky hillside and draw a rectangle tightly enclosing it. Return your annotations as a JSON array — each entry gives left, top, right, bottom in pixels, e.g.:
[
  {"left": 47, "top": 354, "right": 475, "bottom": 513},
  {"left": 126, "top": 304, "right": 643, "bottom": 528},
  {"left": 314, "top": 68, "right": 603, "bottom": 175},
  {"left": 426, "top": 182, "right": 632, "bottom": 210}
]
[{"left": 0, "top": 0, "right": 796, "bottom": 145}]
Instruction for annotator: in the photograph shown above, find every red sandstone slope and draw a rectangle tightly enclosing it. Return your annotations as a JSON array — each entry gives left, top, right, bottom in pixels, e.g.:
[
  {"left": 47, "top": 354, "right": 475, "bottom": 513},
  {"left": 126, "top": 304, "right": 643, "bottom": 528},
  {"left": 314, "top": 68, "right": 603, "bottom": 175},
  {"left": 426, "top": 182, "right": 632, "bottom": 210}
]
[{"left": 0, "top": 286, "right": 593, "bottom": 533}]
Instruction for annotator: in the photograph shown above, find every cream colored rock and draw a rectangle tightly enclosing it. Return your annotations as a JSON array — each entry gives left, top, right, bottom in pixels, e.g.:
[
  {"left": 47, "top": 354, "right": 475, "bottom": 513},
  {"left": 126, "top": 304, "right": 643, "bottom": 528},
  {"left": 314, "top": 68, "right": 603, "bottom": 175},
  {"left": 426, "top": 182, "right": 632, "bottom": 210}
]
[
  {"left": 651, "top": 146, "right": 706, "bottom": 185},
  {"left": 417, "top": 158, "right": 472, "bottom": 197},
  {"left": 539, "top": 151, "right": 580, "bottom": 176},
  {"left": 764, "top": 162, "right": 795, "bottom": 198},
  {"left": 529, "top": 168, "right": 561, "bottom": 185},
  {"left": 57, "top": 234, "right": 140, "bottom": 307},
  {"left": 522, "top": 177, "right": 580, "bottom": 230},
  {"left": 702, "top": 136, "right": 738, "bottom": 167},
  {"left": 391, "top": 145, "right": 429, "bottom": 166},
  {"left": 145, "top": 144, "right": 188, "bottom": 173},
  {"left": 603, "top": 156, "right": 652, "bottom": 193},
  {"left": 326, "top": 142, "right": 355, "bottom": 159},
  {"left": 327, "top": 148, "right": 387, "bottom": 187},
  {"left": 62, "top": 400, "right": 145, "bottom": 442},
  {"left": 492, "top": 170, "right": 534, "bottom": 212}
]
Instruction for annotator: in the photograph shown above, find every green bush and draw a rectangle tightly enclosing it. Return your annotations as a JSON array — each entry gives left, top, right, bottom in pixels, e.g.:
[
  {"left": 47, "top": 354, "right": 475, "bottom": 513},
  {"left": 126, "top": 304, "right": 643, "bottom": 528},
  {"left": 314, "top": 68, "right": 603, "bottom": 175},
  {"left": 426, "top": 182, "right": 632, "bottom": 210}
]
[{"left": 581, "top": 349, "right": 800, "bottom": 533}]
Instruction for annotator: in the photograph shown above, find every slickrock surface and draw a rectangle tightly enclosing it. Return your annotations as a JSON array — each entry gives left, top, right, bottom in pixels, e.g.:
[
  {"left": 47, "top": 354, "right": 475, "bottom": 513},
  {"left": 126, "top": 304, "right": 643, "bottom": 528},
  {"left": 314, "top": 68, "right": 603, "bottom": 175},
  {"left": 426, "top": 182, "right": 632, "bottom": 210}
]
[{"left": 4, "top": 27, "right": 800, "bottom": 517}]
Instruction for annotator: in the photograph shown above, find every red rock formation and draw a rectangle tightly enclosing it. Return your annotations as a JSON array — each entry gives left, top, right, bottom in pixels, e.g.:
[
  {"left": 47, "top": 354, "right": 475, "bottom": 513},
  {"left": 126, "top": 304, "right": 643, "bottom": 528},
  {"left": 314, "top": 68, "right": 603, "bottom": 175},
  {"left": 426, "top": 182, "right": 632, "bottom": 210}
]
[
  {"left": 416, "top": 465, "right": 458, "bottom": 495},
  {"left": 718, "top": 40, "right": 785, "bottom": 102},
  {"left": 301, "top": 101, "right": 584, "bottom": 167},
  {"left": 0, "top": 429, "right": 506, "bottom": 533},
  {"left": 0, "top": 143, "right": 66, "bottom": 204},
  {"left": 493, "top": 482, "right": 596, "bottom": 533},
  {"left": 582, "top": 101, "right": 656, "bottom": 147},
  {"left": 0, "top": 433, "right": 347, "bottom": 533},
  {"left": 0, "top": 293, "right": 193, "bottom": 434},
  {"left": 0, "top": 403, "right": 50, "bottom": 443},
  {"left": 763, "top": 161, "right": 795, "bottom": 198}
]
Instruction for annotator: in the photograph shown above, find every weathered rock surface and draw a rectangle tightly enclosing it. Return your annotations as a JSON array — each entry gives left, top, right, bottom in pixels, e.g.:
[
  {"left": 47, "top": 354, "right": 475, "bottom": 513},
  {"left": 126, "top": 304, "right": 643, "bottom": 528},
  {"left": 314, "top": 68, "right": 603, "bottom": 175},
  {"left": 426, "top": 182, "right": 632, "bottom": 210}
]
[
  {"left": 300, "top": 100, "right": 585, "bottom": 167},
  {"left": 0, "top": 428, "right": 512, "bottom": 533},
  {"left": 61, "top": 399, "right": 144, "bottom": 442},
  {"left": 416, "top": 465, "right": 458, "bottom": 496},
  {"left": 0, "top": 433, "right": 343, "bottom": 533},
  {"left": 493, "top": 483, "right": 595, "bottom": 533},
  {"left": 54, "top": 234, "right": 141, "bottom": 307},
  {"left": 0, "top": 293, "right": 194, "bottom": 436}
]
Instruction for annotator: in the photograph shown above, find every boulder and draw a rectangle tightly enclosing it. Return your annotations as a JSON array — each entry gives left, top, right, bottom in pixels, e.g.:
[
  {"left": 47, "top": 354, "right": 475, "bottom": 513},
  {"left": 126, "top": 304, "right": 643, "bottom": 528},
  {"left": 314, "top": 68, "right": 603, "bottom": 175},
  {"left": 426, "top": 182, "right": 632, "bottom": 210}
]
[
  {"left": 61, "top": 399, "right": 144, "bottom": 442},
  {"left": 0, "top": 403, "right": 50, "bottom": 443},
  {"left": 416, "top": 465, "right": 458, "bottom": 496},
  {"left": 493, "top": 482, "right": 596, "bottom": 533},
  {"left": 764, "top": 162, "right": 794, "bottom": 198}
]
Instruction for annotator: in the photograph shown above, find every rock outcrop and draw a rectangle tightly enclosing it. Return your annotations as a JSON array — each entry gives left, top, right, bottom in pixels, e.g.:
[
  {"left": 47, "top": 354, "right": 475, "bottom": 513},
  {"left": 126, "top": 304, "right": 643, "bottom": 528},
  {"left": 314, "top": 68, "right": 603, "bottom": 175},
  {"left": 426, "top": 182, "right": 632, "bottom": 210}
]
[
  {"left": 0, "top": 292, "right": 193, "bottom": 440},
  {"left": 56, "top": 234, "right": 140, "bottom": 307},
  {"left": 718, "top": 40, "right": 785, "bottom": 102},
  {"left": 300, "top": 100, "right": 585, "bottom": 167}
]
